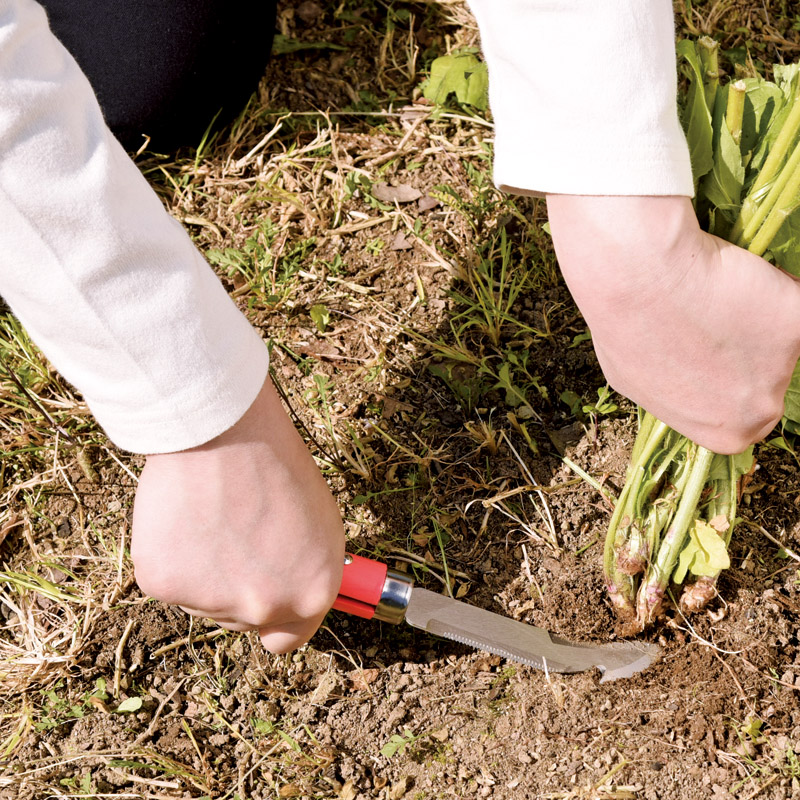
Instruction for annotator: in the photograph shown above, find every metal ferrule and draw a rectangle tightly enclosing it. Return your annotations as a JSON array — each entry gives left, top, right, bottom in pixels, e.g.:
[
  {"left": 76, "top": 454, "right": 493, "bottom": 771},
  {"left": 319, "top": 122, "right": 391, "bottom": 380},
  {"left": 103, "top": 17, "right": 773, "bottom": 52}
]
[{"left": 373, "top": 569, "right": 413, "bottom": 624}]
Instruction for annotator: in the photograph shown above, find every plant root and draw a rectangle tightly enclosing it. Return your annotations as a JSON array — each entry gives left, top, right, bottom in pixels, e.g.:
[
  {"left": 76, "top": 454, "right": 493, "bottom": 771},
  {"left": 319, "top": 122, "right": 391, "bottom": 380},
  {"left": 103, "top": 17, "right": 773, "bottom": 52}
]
[{"left": 679, "top": 576, "right": 719, "bottom": 614}]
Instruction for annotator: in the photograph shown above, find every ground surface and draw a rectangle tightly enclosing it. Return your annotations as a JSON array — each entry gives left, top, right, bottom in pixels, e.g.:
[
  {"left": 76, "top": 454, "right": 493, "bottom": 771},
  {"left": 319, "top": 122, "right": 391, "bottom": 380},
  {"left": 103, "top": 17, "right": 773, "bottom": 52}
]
[{"left": 1, "top": 2, "right": 800, "bottom": 799}]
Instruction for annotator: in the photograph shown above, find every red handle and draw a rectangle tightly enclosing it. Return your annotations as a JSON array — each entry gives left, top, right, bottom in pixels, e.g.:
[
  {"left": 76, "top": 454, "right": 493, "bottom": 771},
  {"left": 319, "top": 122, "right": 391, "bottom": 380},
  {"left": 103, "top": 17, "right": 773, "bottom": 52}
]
[{"left": 332, "top": 553, "right": 388, "bottom": 619}]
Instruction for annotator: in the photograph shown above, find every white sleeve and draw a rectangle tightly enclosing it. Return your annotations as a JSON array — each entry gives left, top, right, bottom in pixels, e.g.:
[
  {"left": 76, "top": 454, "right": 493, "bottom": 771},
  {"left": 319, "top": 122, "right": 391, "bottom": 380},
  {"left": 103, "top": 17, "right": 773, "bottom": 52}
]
[
  {"left": 467, "top": 0, "right": 694, "bottom": 197},
  {"left": 0, "top": 0, "right": 270, "bottom": 454}
]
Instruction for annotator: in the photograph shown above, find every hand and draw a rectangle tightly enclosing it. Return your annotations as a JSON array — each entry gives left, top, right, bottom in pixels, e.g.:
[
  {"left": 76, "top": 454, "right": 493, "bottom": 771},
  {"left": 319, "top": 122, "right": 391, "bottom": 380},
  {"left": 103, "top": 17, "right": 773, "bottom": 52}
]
[
  {"left": 546, "top": 195, "right": 800, "bottom": 454},
  {"left": 131, "top": 377, "right": 345, "bottom": 653}
]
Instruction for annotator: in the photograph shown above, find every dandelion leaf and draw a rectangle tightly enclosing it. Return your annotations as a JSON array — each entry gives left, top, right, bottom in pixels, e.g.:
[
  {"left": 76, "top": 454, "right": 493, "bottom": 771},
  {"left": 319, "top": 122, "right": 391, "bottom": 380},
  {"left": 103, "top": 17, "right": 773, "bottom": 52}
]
[
  {"left": 782, "top": 359, "right": 800, "bottom": 432},
  {"left": 677, "top": 40, "right": 714, "bottom": 183},
  {"left": 740, "top": 78, "right": 783, "bottom": 163},
  {"left": 422, "top": 53, "right": 488, "bottom": 110},
  {"left": 700, "top": 117, "right": 744, "bottom": 215},
  {"left": 767, "top": 208, "right": 800, "bottom": 279},
  {"left": 774, "top": 63, "right": 800, "bottom": 98},
  {"left": 310, "top": 304, "right": 330, "bottom": 333},
  {"left": 731, "top": 446, "right": 755, "bottom": 479},
  {"left": 708, "top": 448, "right": 754, "bottom": 481},
  {"left": 673, "top": 520, "right": 730, "bottom": 584},
  {"left": 707, "top": 453, "right": 730, "bottom": 481}
]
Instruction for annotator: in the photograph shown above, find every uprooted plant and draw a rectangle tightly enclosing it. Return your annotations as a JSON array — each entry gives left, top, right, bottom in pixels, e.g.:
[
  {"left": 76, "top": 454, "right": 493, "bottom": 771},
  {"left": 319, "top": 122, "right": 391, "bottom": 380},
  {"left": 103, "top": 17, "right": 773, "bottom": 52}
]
[{"left": 605, "top": 38, "right": 800, "bottom": 630}]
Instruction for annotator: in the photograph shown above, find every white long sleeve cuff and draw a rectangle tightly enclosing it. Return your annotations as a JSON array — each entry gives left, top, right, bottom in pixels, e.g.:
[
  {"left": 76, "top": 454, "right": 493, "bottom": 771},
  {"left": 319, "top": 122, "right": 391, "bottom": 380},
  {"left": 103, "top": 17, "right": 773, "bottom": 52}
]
[
  {"left": 0, "top": 0, "right": 269, "bottom": 454},
  {"left": 468, "top": 0, "right": 694, "bottom": 197}
]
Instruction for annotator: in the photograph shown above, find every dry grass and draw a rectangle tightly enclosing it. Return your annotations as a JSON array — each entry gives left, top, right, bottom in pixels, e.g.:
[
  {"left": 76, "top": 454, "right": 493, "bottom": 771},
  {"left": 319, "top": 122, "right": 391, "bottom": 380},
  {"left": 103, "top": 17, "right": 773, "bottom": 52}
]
[
  {"left": 0, "top": 2, "right": 553, "bottom": 795},
  {"left": 0, "top": 2, "right": 799, "bottom": 798}
]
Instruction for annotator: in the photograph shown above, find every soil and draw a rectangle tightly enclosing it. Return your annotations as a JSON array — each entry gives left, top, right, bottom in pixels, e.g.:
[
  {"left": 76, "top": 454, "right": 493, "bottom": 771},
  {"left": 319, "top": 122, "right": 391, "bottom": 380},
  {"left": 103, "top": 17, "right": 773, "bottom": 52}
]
[{"left": 2, "top": 2, "right": 800, "bottom": 799}]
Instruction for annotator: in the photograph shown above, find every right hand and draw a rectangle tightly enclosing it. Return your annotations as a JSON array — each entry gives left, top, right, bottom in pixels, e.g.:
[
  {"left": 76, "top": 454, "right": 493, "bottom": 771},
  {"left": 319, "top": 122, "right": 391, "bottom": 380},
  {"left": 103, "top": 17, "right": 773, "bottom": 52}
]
[
  {"left": 131, "top": 377, "right": 346, "bottom": 653},
  {"left": 546, "top": 194, "right": 800, "bottom": 454}
]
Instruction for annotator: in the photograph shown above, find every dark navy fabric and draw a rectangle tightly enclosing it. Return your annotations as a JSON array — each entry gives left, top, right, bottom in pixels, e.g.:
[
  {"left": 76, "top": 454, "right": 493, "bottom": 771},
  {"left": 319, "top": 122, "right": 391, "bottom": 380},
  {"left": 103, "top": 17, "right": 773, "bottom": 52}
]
[{"left": 39, "top": 1, "right": 277, "bottom": 149}]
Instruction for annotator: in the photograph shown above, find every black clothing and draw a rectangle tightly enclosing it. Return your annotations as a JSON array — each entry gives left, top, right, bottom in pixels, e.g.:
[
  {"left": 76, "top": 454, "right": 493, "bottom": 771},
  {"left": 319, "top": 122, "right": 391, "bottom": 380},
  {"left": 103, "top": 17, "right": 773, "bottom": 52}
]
[{"left": 39, "top": 0, "right": 277, "bottom": 149}]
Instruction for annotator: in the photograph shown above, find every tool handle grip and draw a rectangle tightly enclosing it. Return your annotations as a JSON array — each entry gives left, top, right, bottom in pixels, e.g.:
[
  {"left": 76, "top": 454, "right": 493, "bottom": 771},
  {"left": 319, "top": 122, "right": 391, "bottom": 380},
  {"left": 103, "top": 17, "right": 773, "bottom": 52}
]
[
  {"left": 332, "top": 553, "right": 413, "bottom": 623},
  {"left": 332, "top": 553, "right": 388, "bottom": 619}
]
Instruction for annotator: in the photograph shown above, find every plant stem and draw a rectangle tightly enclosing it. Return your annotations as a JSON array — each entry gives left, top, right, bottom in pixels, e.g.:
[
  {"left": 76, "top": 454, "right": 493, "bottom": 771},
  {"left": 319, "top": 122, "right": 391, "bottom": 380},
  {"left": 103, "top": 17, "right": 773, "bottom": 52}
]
[
  {"left": 731, "top": 80, "right": 800, "bottom": 242},
  {"left": 726, "top": 80, "right": 747, "bottom": 146},
  {"left": 650, "top": 434, "right": 688, "bottom": 488},
  {"left": 699, "top": 36, "right": 720, "bottom": 118},
  {"left": 631, "top": 410, "right": 657, "bottom": 465},
  {"left": 746, "top": 155, "right": 800, "bottom": 256},
  {"left": 638, "top": 434, "right": 690, "bottom": 561},
  {"left": 723, "top": 455, "right": 738, "bottom": 548},
  {"left": 635, "top": 445, "right": 715, "bottom": 628},
  {"left": 737, "top": 137, "right": 800, "bottom": 250},
  {"left": 680, "top": 454, "right": 744, "bottom": 614},
  {"left": 603, "top": 419, "right": 669, "bottom": 582}
]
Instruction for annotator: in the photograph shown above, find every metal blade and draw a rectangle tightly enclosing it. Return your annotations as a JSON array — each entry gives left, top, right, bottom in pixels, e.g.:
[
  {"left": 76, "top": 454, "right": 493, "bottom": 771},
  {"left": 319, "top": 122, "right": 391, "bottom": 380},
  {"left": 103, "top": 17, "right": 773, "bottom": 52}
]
[{"left": 405, "top": 588, "right": 658, "bottom": 682}]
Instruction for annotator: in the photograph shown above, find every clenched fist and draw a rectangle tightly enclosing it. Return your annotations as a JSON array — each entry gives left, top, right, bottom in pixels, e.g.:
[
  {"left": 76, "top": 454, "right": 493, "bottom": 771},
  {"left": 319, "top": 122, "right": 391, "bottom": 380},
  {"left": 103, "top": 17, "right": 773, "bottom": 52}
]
[
  {"left": 132, "top": 377, "right": 345, "bottom": 652},
  {"left": 547, "top": 194, "right": 800, "bottom": 454}
]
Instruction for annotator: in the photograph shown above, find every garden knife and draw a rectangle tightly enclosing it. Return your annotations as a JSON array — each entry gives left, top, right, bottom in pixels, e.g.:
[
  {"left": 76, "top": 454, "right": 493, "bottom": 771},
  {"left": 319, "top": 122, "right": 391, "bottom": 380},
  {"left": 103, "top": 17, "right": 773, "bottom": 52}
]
[{"left": 333, "top": 554, "right": 658, "bottom": 682}]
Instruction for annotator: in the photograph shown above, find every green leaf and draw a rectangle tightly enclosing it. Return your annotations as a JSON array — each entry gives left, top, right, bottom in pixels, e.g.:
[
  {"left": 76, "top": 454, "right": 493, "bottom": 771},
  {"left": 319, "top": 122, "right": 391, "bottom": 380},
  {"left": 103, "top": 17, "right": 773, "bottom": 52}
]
[
  {"left": 731, "top": 446, "right": 755, "bottom": 479},
  {"left": 92, "top": 677, "right": 108, "bottom": 701},
  {"left": 422, "top": 53, "right": 488, "bottom": 110},
  {"left": 463, "top": 63, "right": 489, "bottom": 108},
  {"left": 583, "top": 386, "right": 618, "bottom": 415},
  {"left": 746, "top": 76, "right": 793, "bottom": 180},
  {"left": 706, "top": 448, "right": 753, "bottom": 482},
  {"left": 673, "top": 520, "right": 731, "bottom": 584},
  {"left": 380, "top": 736, "right": 405, "bottom": 758},
  {"left": 108, "top": 759, "right": 153, "bottom": 769},
  {"left": 707, "top": 453, "right": 730, "bottom": 482},
  {"left": 428, "top": 361, "right": 487, "bottom": 412},
  {"left": 740, "top": 78, "right": 783, "bottom": 163},
  {"left": 570, "top": 330, "right": 592, "bottom": 348},
  {"left": 764, "top": 435, "right": 795, "bottom": 454},
  {"left": 380, "top": 730, "right": 416, "bottom": 759},
  {"left": 740, "top": 715, "right": 764, "bottom": 741},
  {"left": 115, "top": 697, "right": 143, "bottom": 713},
  {"left": 271, "top": 35, "right": 348, "bottom": 55},
  {"left": 677, "top": 40, "right": 714, "bottom": 183},
  {"left": 782, "top": 359, "right": 800, "bottom": 429},
  {"left": 773, "top": 64, "right": 800, "bottom": 98},
  {"left": 559, "top": 390, "right": 582, "bottom": 417},
  {"left": 309, "top": 304, "right": 330, "bottom": 333},
  {"left": 767, "top": 208, "right": 800, "bottom": 279},
  {"left": 699, "top": 103, "right": 745, "bottom": 218},
  {"left": 783, "top": 417, "right": 800, "bottom": 437},
  {"left": 493, "top": 362, "right": 523, "bottom": 407}
]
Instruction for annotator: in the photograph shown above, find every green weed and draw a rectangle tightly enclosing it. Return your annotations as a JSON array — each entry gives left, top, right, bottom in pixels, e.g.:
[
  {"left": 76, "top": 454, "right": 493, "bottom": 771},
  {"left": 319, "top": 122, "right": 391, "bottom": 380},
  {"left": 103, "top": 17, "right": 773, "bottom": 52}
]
[
  {"left": 58, "top": 773, "right": 94, "bottom": 795},
  {"left": 34, "top": 681, "right": 87, "bottom": 731},
  {"left": 381, "top": 728, "right": 423, "bottom": 759},
  {"left": 206, "top": 222, "right": 315, "bottom": 306},
  {"left": 449, "top": 228, "right": 538, "bottom": 348},
  {"left": 305, "top": 374, "right": 375, "bottom": 479}
]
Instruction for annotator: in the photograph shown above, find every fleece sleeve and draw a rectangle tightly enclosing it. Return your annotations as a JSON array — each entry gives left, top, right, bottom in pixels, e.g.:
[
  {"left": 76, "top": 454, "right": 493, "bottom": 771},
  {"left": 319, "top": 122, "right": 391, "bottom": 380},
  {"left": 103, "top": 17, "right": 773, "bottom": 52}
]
[
  {"left": 0, "top": 0, "right": 270, "bottom": 454},
  {"left": 466, "top": 0, "right": 694, "bottom": 197}
]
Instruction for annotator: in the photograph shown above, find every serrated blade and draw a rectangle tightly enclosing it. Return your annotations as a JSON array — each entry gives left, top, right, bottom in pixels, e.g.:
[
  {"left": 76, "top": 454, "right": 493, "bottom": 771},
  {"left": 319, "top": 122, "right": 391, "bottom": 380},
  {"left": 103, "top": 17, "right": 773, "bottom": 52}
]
[{"left": 405, "top": 588, "right": 658, "bottom": 682}]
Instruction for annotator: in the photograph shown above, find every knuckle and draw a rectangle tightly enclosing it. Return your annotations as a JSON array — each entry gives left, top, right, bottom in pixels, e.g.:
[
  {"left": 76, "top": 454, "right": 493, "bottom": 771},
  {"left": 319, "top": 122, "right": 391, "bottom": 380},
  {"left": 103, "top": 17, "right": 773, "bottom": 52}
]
[
  {"left": 692, "top": 426, "right": 744, "bottom": 456},
  {"left": 237, "top": 590, "right": 292, "bottom": 631},
  {"left": 302, "top": 584, "right": 337, "bottom": 619},
  {"left": 753, "top": 394, "right": 782, "bottom": 425},
  {"left": 748, "top": 400, "right": 782, "bottom": 441}
]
